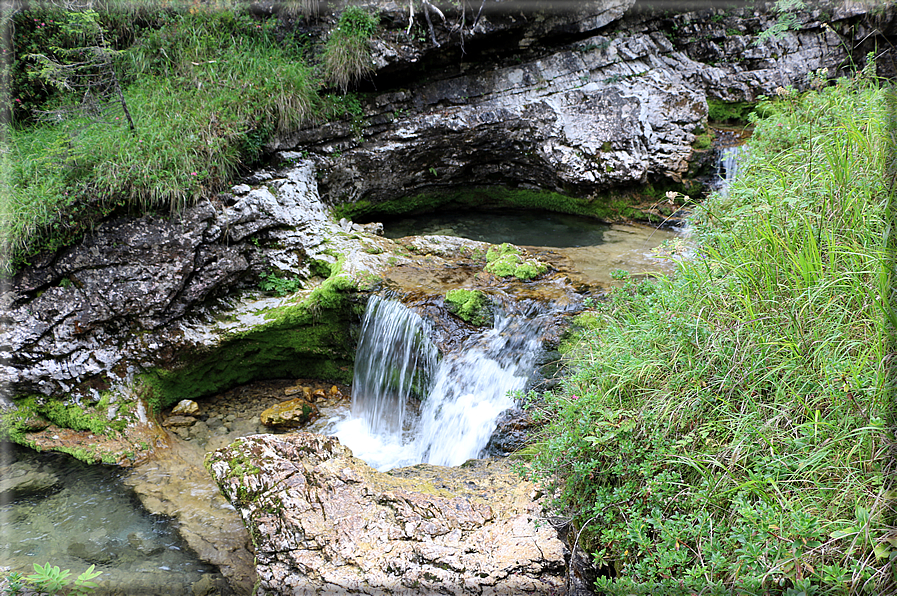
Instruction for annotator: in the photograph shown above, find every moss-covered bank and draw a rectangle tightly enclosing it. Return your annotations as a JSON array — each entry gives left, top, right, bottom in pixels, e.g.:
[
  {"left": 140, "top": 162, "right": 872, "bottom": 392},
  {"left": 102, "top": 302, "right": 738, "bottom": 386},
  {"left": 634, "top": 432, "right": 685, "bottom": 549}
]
[
  {"left": 141, "top": 274, "right": 364, "bottom": 413},
  {"left": 334, "top": 184, "right": 699, "bottom": 225}
]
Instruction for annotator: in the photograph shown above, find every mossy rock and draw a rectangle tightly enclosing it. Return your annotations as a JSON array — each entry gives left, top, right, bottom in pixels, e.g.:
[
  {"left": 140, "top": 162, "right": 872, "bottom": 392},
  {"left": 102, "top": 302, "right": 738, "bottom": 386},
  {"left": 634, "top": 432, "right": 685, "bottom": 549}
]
[
  {"left": 484, "top": 243, "right": 547, "bottom": 281},
  {"left": 707, "top": 99, "right": 755, "bottom": 124},
  {"left": 445, "top": 289, "right": 493, "bottom": 326}
]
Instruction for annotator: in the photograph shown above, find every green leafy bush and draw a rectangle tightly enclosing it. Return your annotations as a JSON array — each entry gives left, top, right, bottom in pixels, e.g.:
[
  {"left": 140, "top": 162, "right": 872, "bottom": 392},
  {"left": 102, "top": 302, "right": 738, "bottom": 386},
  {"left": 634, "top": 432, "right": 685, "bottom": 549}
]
[{"left": 525, "top": 73, "right": 895, "bottom": 594}]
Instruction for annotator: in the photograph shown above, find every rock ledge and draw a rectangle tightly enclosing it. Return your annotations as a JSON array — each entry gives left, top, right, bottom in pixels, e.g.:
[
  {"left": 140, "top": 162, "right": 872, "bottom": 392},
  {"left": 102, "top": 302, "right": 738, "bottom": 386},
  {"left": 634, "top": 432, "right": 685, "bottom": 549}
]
[{"left": 208, "top": 432, "right": 566, "bottom": 595}]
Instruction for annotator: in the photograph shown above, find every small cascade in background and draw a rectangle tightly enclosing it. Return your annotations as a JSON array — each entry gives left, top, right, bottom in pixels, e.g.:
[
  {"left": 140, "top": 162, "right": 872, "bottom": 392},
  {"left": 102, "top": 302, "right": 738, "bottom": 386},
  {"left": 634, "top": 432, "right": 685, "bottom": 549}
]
[
  {"left": 716, "top": 144, "right": 747, "bottom": 195},
  {"left": 331, "top": 295, "right": 548, "bottom": 470},
  {"left": 412, "top": 311, "right": 547, "bottom": 467}
]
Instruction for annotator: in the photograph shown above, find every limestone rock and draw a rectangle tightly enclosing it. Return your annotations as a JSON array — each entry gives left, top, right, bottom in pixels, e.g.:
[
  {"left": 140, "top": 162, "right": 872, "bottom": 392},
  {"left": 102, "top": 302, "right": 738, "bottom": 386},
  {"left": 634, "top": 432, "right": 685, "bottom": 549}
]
[
  {"left": 209, "top": 433, "right": 566, "bottom": 595},
  {"left": 172, "top": 399, "right": 200, "bottom": 416},
  {"left": 260, "top": 398, "right": 319, "bottom": 428},
  {"left": 162, "top": 415, "right": 197, "bottom": 428}
]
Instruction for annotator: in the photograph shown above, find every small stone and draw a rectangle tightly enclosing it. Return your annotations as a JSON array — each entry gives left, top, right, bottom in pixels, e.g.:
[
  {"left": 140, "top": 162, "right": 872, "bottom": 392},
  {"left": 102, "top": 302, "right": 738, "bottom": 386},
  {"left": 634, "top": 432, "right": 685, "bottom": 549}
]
[
  {"left": 260, "top": 398, "right": 319, "bottom": 428},
  {"left": 17, "top": 416, "right": 49, "bottom": 432},
  {"left": 329, "top": 385, "right": 339, "bottom": 396},
  {"left": 172, "top": 399, "right": 200, "bottom": 416},
  {"left": 311, "top": 389, "right": 326, "bottom": 402},
  {"left": 163, "top": 415, "right": 196, "bottom": 428},
  {"left": 192, "top": 574, "right": 214, "bottom": 596}
]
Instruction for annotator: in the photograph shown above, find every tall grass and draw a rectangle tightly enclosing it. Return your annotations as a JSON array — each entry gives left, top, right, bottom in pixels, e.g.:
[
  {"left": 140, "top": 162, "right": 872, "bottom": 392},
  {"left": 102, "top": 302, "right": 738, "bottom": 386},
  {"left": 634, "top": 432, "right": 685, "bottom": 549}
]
[
  {"left": 1, "top": 5, "right": 368, "bottom": 272},
  {"left": 322, "top": 5, "right": 378, "bottom": 93},
  {"left": 525, "top": 72, "right": 895, "bottom": 594}
]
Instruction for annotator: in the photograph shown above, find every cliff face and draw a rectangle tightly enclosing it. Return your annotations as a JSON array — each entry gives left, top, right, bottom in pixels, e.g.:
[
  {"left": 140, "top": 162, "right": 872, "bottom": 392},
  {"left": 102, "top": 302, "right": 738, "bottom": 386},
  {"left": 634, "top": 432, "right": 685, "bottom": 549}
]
[
  {"left": 278, "top": 0, "right": 879, "bottom": 212},
  {"left": 1, "top": 0, "right": 893, "bottom": 455}
]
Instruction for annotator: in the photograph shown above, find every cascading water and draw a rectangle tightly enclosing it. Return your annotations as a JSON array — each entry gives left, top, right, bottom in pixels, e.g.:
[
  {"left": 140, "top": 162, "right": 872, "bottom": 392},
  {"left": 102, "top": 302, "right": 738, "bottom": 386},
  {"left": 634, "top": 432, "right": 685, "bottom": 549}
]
[
  {"left": 330, "top": 295, "right": 546, "bottom": 470},
  {"left": 717, "top": 145, "right": 746, "bottom": 193},
  {"left": 350, "top": 295, "right": 439, "bottom": 436}
]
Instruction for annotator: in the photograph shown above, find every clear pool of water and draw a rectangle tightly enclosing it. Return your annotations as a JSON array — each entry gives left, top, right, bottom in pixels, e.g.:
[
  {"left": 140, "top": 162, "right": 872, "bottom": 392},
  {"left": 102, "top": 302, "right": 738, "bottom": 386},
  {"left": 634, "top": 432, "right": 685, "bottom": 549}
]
[
  {"left": 0, "top": 444, "right": 224, "bottom": 595},
  {"left": 382, "top": 209, "right": 683, "bottom": 286}
]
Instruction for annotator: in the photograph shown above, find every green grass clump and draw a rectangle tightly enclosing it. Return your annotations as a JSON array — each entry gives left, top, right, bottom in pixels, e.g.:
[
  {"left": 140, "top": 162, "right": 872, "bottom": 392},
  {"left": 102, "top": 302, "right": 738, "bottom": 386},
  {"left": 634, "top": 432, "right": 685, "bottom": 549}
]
[
  {"left": 322, "top": 5, "right": 378, "bottom": 92},
  {"left": 525, "top": 71, "right": 895, "bottom": 594}
]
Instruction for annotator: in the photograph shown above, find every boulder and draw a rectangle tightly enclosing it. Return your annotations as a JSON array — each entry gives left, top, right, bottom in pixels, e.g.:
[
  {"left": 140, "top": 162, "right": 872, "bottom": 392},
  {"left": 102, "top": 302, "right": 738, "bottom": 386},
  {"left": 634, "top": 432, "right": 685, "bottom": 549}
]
[
  {"left": 259, "top": 398, "right": 320, "bottom": 428},
  {"left": 208, "top": 433, "right": 567, "bottom": 595}
]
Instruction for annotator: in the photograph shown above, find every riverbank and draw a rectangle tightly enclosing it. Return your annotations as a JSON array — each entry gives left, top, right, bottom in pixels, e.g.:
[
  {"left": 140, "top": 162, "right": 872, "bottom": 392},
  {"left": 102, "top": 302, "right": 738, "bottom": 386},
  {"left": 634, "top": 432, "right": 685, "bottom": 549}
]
[{"left": 525, "top": 68, "right": 896, "bottom": 593}]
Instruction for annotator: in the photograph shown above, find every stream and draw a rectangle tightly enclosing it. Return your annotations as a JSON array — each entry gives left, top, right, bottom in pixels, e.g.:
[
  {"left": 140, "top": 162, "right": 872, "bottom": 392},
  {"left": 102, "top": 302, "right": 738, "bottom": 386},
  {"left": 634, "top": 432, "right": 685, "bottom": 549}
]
[{"left": 1, "top": 206, "right": 687, "bottom": 593}]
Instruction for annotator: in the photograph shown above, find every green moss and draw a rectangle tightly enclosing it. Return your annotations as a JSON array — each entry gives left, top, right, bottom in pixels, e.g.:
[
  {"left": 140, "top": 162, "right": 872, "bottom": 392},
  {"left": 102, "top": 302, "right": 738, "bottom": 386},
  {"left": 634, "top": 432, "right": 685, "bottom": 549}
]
[
  {"left": 41, "top": 399, "right": 126, "bottom": 436},
  {"left": 332, "top": 186, "right": 648, "bottom": 222},
  {"left": 484, "top": 243, "right": 547, "bottom": 281},
  {"left": 445, "top": 289, "right": 492, "bottom": 326},
  {"left": 141, "top": 269, "right": 362, "bottom": 412},
  {"left": 707, "top": 99, "right": 755, "bottom": 123},
  {"left": 692, "top": 132, "right": 713, "bottom": 151},
  {"left": 0, "top": 397, "right": 43, "bottom": 442}
]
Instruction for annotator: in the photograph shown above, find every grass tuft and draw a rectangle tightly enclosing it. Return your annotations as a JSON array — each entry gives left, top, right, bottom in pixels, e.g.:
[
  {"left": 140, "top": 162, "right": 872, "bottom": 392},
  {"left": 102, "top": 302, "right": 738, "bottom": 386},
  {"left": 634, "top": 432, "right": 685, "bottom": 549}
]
[
  {"left": 524, "top": 72, "right": 895, "bottom": 594},
  {"left": 322, "top": 5, "right": 378, "bottom": 93}
]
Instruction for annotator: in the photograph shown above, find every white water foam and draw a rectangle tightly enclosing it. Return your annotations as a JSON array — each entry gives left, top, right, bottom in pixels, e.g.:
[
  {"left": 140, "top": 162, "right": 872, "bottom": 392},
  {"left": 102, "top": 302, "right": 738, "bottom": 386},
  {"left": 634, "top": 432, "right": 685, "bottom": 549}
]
[{"left": 327, "top": 296, "right": 544, "bottom": 470}]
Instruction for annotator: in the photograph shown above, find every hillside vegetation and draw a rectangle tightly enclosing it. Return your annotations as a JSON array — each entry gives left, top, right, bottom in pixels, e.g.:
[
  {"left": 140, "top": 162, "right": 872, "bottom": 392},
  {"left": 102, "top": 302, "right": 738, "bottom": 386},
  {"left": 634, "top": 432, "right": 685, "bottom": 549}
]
[
  {"left": 525, "top": 67, "right": 896, "bottom": 594},
  {"left": 0, "top": 1, "right": 375, "bottom": 272}
]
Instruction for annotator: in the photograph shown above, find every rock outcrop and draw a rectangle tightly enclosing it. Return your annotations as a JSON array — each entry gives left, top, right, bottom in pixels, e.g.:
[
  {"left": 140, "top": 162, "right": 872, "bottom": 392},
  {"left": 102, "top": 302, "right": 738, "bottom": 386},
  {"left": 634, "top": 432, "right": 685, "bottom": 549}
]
[
  {"left": 208, "top": 432, "right": 566, "bottom": 595},
  {"left": 276, "top": 0, "right": 866, "bottom": 213}
]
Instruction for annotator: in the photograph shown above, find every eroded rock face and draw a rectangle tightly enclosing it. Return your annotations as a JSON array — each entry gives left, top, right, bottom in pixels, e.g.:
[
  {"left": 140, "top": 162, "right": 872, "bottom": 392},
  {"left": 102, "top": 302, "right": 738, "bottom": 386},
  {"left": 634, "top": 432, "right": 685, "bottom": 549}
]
[
  {"left": 208, "top": 432, "right": 566, "bottom": 595},
  {"left": 274, "top": 1, "right": 863, "bottom": 210}
]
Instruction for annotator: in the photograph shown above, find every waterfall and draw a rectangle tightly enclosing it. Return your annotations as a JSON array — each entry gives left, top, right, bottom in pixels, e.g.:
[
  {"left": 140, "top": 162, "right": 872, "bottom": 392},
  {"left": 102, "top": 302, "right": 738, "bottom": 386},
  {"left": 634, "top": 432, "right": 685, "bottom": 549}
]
[
  {"left": 330, "top": 295, "right": 545, "bottom": 470},
  {"left": 350, "top": 295, "right": 439, "bottom": 436},
  {"left": 717, "top": 145, "right": 746, "bottom": 193}
]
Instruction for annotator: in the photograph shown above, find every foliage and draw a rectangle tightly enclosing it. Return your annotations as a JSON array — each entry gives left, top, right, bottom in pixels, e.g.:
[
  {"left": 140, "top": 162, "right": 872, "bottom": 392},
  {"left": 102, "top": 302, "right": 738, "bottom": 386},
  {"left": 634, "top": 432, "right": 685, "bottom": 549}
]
[
  {"left": 259, "top": 270, "right": 304, "bottom": 296},
  {"left": 525, "top": 74, "right": 895, "bottom": 594},
  {"left": 322, "top": 5, "right": 378, "bottom": 92},
  {"left": 1, "top": 3, "right": 370, "bottom": 273},
  {"left": 707, "top": 99, "right": 755, "bottom": 123},
  {"left": 755, "top": 0, "right": 806, "bottom": 46},
  {"left": 2, "top": 563, "right": 102, "bottom": 596}
]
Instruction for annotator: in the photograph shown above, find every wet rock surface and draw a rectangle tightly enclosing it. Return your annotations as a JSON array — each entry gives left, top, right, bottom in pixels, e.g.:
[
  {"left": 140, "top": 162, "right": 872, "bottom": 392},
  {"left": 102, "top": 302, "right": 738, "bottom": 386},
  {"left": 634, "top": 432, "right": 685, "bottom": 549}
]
[
  {"left": 0, "top": 459, "right": 61, "bottom": 499},
  {"left": 277, "top": 1, "right": 863, "bottom": 210},
  {"left": 124, "top": 378, "right": 351, "bottom": 594},
  {"left": 208, "top": 432, "right": 567, "bottom": 595}
]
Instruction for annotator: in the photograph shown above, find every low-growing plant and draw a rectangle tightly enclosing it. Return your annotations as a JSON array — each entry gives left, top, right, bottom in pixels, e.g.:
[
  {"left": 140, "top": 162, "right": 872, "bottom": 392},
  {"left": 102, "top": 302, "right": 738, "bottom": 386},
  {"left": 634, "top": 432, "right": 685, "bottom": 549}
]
[
  {"left": 259, "top": 271, "right": 303, "bottom": 296},
  {"left": 2, "top": 563, "right": 102, "bottom": 596}
]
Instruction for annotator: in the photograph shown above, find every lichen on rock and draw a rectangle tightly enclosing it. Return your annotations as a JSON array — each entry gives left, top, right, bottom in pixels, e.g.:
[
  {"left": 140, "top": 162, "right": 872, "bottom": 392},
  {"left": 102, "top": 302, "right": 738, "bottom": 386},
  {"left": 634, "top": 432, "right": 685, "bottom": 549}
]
[{"left": 208, "top": 432, "right": 566, "bottom": 595}]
